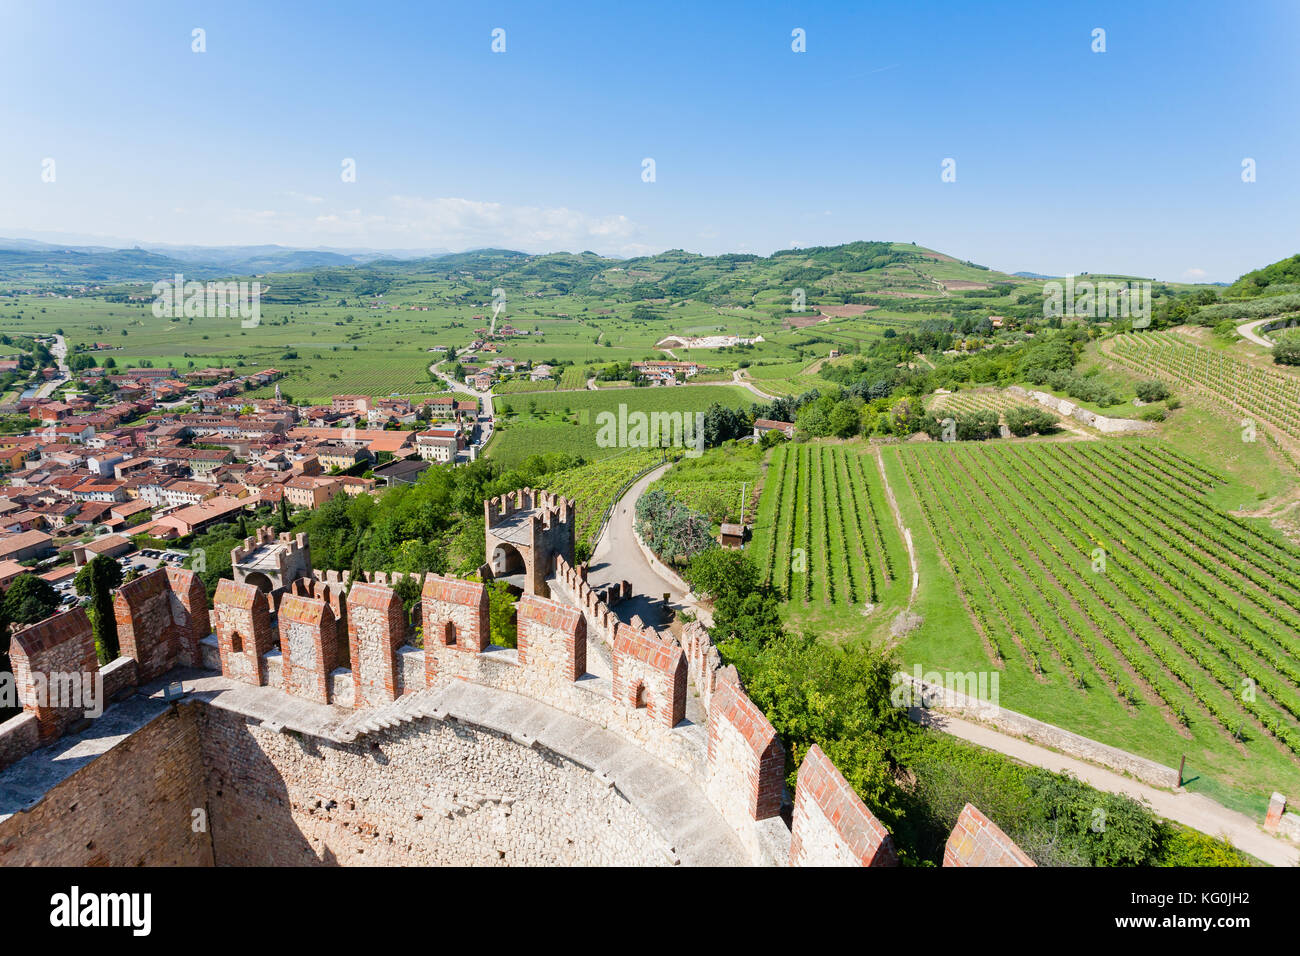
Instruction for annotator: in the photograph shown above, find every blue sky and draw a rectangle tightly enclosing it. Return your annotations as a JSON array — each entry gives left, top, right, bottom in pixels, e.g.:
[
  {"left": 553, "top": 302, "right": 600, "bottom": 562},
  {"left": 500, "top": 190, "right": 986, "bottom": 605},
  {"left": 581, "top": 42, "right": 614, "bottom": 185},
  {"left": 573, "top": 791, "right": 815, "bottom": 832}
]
[{"left": 1, "top": 0, "right": 1297, "bottom": 281}]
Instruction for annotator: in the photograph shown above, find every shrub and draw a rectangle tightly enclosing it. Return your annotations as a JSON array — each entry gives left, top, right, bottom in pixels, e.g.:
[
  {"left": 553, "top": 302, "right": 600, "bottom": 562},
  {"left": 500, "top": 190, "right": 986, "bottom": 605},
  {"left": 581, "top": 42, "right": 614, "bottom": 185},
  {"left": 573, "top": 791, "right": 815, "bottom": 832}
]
[{"left": 1135, "top": 380, "right": 1171, "bottom": 403}]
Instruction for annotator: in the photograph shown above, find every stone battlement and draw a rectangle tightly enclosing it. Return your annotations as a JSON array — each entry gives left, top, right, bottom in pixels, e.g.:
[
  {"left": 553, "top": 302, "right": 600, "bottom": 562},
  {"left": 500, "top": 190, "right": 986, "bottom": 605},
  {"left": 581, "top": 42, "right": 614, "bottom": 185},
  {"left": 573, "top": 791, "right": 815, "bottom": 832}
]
[{"left": 0, "top": 510, "right": 1040, "bottom": 867}]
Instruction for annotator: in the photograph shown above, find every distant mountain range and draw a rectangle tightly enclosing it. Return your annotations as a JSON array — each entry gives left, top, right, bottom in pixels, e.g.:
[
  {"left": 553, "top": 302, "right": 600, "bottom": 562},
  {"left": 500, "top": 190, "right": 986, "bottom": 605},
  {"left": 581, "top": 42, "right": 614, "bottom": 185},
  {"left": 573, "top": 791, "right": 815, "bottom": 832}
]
[{"left": 0, "top": 237, "right": 453, "bottom": 284}]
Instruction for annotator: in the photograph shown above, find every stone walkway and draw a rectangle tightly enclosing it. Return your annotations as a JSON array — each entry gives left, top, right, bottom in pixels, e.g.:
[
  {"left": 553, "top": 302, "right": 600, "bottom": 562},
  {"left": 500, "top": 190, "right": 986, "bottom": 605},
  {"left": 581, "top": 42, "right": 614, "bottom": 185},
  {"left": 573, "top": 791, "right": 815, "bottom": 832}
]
[{"left": 915, "top": 709, "right": 1298, "bottom": 867}]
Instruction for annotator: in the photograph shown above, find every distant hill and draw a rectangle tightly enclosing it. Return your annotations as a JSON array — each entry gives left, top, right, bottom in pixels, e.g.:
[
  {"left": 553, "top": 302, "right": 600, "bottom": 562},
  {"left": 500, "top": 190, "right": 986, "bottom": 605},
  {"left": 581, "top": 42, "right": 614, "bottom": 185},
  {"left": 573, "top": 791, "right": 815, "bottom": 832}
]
[
  {"left": 1226, "top": 253, "right": 1300, "bottom": 298},
  {"left": 0, "top": 238, "right": 449, "bottom": 284},
  {"left": 0, "top": 237, "right": 1035, "bottom": 306}
]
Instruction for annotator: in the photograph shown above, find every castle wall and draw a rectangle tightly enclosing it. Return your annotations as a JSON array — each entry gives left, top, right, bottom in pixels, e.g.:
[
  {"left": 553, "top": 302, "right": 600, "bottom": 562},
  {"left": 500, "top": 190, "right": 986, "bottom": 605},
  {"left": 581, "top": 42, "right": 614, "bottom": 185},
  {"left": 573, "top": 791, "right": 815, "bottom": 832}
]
[
  {"left": 198, "top": 705, "right": 670, "bottom": 866},
  {"left": 114, "top": 567, "right": 207, "bottom": 682},
  {"left": 944, "top": 803, "right": 1037, "bottom": 867},
  {"left": 0, "top": 705, "right": 213, "bottom": 867},
  {"left": 790, "top": 744, "right": 897, "bottom": 867}
]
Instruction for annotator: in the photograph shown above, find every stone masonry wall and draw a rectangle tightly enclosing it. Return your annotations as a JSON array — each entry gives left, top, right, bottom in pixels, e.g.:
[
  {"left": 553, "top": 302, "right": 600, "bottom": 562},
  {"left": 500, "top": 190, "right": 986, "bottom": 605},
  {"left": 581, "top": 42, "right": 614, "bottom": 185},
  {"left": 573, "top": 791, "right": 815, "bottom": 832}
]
[
  {"left": 213, "top": 578, "right": 276, "bottom": 686},
  {"left": 278, "top": 594, "right": 338, "bottom": 704},
  {"left": 0, "top": 705, "right": 213, "bottom": 866},
  {"left": 9, "top": 607, "right": 99, "bottom": 741},
  {"left": 346, "top": 583, "right": 404, "bottom": 707},
  {"left": 199, "top": 705, "right": 670, "bottom": 866}
]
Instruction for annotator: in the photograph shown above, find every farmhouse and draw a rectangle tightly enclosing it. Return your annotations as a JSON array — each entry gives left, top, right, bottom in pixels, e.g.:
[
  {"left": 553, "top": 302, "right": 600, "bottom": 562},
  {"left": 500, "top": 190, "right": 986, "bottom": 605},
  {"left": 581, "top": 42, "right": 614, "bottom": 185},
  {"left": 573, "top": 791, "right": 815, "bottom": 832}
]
[{"left": 753, "top": 419, "right": 795, "bottom": 440}]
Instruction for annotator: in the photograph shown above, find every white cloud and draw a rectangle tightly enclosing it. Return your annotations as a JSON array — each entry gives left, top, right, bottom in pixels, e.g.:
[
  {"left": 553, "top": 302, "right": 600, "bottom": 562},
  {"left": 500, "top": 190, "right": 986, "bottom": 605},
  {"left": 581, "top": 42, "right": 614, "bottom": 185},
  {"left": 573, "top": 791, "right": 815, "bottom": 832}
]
[
  {"left": 1181, "top": 267, "right": 1208, "bottom": 281},
  {"left": 214, "top": 195, "right": 643, "bottom": 254}
]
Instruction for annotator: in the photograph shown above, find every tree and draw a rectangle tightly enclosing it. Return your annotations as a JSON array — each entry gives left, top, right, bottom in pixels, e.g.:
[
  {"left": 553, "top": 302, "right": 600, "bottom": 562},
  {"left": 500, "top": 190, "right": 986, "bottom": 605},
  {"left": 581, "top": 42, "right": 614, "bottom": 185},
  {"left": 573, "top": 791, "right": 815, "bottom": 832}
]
[
  {"left": 1273, "top": 332, "right": 1300, "bottom": 366},
  {"left": 74, "top": 555, "right": 124, "bottom": 664},
  {"left": 2, "top": 573, "right": 60, "bottom": 627},
  {"left": 634, "top": 488, "right": 713, "bottom": 564},
  {"left": 277, "top": 496, "right": 292, "bottom": 532},
  {"left": 1134, "top": 379, "right": 1170, "bottom": 403},
  {"left": 485, "top": 580, "right": 517, "bottom": 648}
]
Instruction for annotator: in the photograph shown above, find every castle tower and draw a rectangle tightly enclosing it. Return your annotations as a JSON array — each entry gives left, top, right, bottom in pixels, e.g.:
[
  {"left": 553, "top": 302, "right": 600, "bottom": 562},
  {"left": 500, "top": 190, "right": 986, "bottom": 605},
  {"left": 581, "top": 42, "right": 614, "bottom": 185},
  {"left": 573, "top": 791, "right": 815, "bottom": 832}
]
[{"left": 483, "top": 488, "right": 575, "bottom": 597}]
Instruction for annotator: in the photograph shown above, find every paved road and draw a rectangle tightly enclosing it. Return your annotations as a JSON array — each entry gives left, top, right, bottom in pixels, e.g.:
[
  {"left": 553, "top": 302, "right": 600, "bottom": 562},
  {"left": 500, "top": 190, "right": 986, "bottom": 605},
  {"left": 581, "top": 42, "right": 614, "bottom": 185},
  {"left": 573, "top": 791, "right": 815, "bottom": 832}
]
[
  {"left": 914, "top": 708, "right": 1298, "bottom": 867},
  {"left": 428, "top": 361, "right": 493, "bottom": 418},
  {"left": 33, "top": 333, "right": 69, "bottom": 399},
  {"left": 587, "top": 462, "right": 687, "bottom": 629},
  {"left": 1238, "top": 315, "right": 1297, "bottom": 348}
]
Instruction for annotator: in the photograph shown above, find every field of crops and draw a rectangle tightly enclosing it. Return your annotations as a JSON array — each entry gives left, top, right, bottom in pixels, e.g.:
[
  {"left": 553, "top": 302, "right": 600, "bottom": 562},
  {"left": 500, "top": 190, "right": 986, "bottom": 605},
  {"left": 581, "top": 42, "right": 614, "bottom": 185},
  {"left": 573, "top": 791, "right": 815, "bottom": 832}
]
[
  {"left": 487, "top": 384, "right": 756, "bottom": 468},
  {"left": 494, "top": 378, "right": 557, "bottom": 394},
  {"left": 647, "top": 440, "right": 763, "bottom": 525},
  {"left": 894, "top": 440, "right": 1300, "bottom": 775},
  {"left": 535, "top": 449, "right": 664, "bottom": 554},
  {"left": 749, "top": 444, "right": 905, "bottom": 608},
  {"left": 928, "top": 388, "right": 1026, "bottom": 417},
  {"left": 557, "top": 365, "right": 589, "bottom": 390},
  {"left": 1109, "top": 331, "right": 1300, "bottom": 443}
]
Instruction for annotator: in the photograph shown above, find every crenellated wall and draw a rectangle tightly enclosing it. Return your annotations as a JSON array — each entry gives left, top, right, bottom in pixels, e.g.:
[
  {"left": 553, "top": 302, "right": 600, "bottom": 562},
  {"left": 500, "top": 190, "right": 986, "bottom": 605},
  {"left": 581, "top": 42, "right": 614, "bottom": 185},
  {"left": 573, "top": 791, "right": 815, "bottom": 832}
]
[
  {"left": 114, "top": 566, "right": 208, "bottom": 682},
  {"left": 790, "top": 744, "right": 898, "bottom": 866},
  {"left": 0, "top": 507, "right": 1041, "bottom": 868}
]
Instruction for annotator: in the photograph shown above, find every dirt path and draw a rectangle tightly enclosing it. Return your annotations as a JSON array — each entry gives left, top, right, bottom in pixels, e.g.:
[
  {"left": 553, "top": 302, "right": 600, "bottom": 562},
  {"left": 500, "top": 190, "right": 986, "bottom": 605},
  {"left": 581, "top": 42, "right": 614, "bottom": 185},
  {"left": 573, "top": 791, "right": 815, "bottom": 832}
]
[
  {"left": 912, "top": 708, "right": 1298, "bottom": 866},
  {"left": 872, "top": 446, "right": 917, "bottom": 603},
  {"left": 731, "top": 369, "right": 777, "bottom": 401}
]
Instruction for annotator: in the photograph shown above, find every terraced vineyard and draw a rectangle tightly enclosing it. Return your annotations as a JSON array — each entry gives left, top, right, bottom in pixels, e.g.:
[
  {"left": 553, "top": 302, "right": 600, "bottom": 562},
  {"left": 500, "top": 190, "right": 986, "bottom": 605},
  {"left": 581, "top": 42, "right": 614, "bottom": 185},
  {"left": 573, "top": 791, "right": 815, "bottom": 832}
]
[
  {"left": 928, "top": 388, "right": 1028, "bottom": 417},
  {"left": 1109, "top": 331, "right": 1300, "bottom": 442},
  {"left": 894, "top": 440, "right": 1300, "bottom": 770},
  {"left": 750, "top": 444, "right": 905, "bottom": 608}
]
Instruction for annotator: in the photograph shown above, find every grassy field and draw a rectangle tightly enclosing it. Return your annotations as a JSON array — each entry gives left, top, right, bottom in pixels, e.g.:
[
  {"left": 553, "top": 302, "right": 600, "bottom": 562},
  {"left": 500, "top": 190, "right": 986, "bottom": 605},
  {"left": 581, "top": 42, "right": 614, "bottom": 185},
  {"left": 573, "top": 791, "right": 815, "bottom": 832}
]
[{"left": 646, "top": 440, "right": 764, "bottom": 526}]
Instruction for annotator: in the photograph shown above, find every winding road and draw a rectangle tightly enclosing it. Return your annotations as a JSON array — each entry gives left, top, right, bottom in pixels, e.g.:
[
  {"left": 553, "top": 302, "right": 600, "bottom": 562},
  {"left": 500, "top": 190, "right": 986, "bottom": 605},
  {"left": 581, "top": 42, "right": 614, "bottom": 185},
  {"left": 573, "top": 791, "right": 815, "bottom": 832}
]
[
  {"left": 1238, "top": 314, "right": 1298, "bottom": 348},
  {"left": 586, "top": 462, "right": 693, "bottom": 628}
]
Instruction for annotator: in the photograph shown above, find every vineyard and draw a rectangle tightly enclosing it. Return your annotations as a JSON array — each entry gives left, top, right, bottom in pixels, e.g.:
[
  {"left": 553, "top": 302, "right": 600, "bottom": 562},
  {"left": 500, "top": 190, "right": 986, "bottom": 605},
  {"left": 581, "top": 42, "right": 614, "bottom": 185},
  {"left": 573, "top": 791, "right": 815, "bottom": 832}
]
[
  {"left": 536, "top": 449, "right": 665, "bottom": 554},
  {"left": 928, "top": 388, "right": 1031, "bottom": 417},
  {"left": 893, "top": 439, "right": 1300, "bottom": 782},
  {"left": 749, "top": 444, "right": 907, "bottom": 613},
  {"left": 647, "top": 440, "right": 763, "bottom": 525},
  {"left": 557, "top": 365, "right": 589, "bottom": 390},
  {"left": 1109, "top": 331, "right": 1300, "bottom": 443}
]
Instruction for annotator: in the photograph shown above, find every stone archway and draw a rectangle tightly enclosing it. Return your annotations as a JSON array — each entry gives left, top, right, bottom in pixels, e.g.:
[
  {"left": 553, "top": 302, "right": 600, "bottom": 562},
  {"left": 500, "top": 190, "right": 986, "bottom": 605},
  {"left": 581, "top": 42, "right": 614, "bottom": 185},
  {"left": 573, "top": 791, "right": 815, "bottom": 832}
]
[
  {"left": 243, "top": 571, "right": 273, "bottom": 593},
  {"left": 491, "top": 543, "right": 525, "bottom": 577}
]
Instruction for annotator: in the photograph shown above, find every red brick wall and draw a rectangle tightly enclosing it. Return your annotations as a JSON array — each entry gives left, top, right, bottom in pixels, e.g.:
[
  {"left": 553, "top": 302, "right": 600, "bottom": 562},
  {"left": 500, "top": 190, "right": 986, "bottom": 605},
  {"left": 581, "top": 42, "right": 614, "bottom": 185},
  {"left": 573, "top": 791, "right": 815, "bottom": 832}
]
[
  {"left": 213, "top": 578, "right": 275, "bottom": 686},
  {"left": 9, "top": 607, "right": 98, "bottom": 740},
  {"left": 516, "top": 594, "right": 585, "bottom": 682},
  {"left": 347, "top": 583, "right": 405, "bottom": 707},
  {"left": 611, "top": 623, "right": 686, "bottom": 727},
  {"left": 943, "top": 803, "right": 1036, "bottom": 867},
  {"left": 790, "top": 744, "right": 897, "bottom": 866},
  {"left": 421, "top": 574, "right": 488, "bottom": 684},
  {"left": 165, "top": 565, "right": 210, "bottom": 666},
  {"left": 706, "top": 679, "right": 784, "bottom": 822},
  {"left": 278, "top": 594, "right": 338, "bottom": 704}
]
